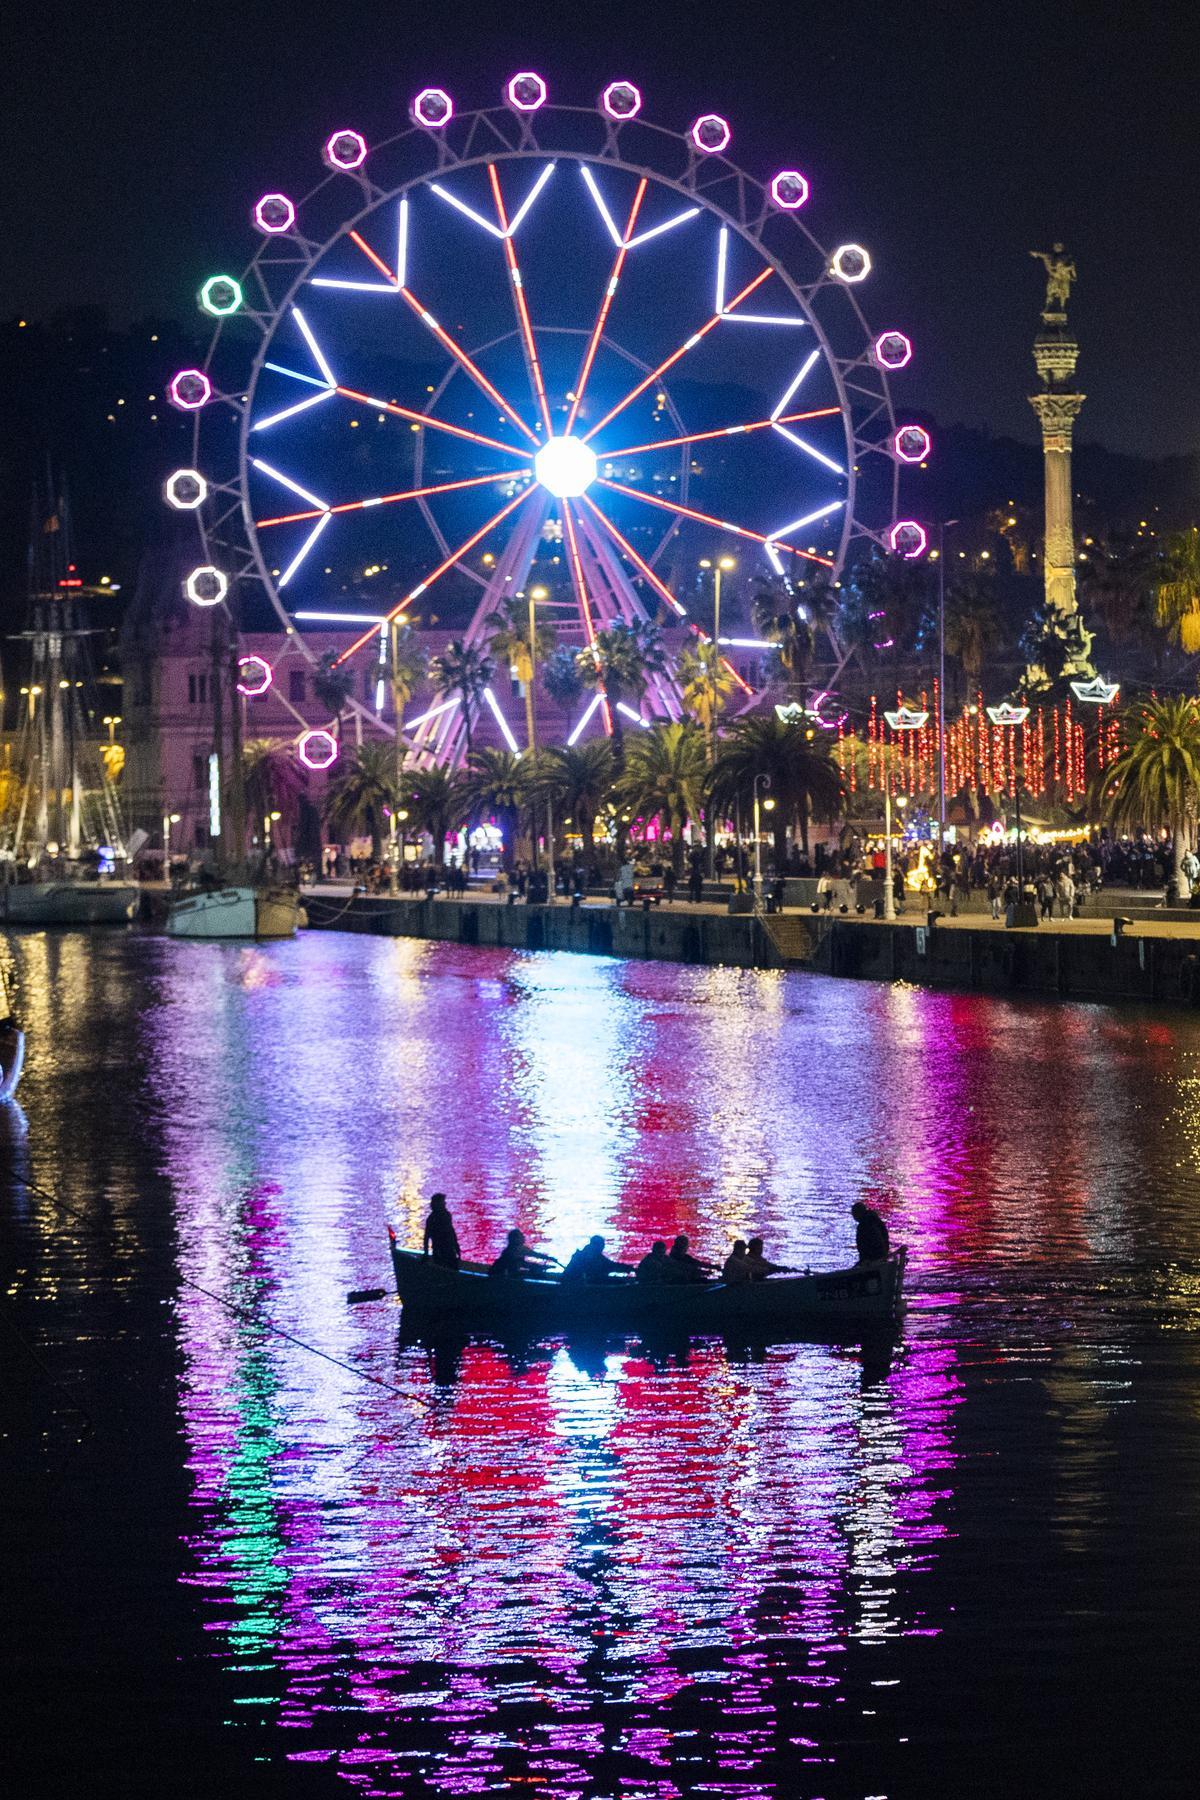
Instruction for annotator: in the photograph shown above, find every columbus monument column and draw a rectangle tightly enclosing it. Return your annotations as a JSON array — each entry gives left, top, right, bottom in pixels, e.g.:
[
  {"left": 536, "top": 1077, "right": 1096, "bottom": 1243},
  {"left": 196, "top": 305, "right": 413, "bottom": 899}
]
[{"left": 1026, "top": 244, "right": 1094, "bottom": 683}]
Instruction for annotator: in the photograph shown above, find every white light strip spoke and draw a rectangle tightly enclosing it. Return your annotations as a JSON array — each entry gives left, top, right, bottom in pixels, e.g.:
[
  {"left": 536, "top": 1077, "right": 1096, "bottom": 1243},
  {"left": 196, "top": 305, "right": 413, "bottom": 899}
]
[
  {"left": 715, "top": 227, "right": 728, "bottom": 313},
  {"left": 278, "top": 512, "right": 332, "bottom": 589},
  {"left": 252, "top": 389, "right": 335, "bottom": 432},
  {"left": 264, "top": 361, "right": 330, "bottom": 390},
  {"left": 768, "top": 499, "right": 845, "bottom": 538},
  {"left": 506, "top": 162, "right": 556, "bottom": 235},
  {"left": 626, "top": 207, "right": 700, "bottom": 249},
  {"left": 397, "top": 197, "right": 409, "bottom": 285},
  {"left": 295, "top": 610, "right": 386, "bottom": 623},
  {"left": 616, "top": 701, "right": 650, "bottom": 728},
  {"left": 579, "top": 165, "right": 623, "bottom": 246},
  {"left": 723, "top": 313, "right": 808, "bottom": 327},
  {"left": 310, "top": 277, "right": 398, "bottom": 292},
  {"left": 765, "top": 544, "right": 785, "bottom": 576},
  {"left": 771, "top": 423, "right": 845, "bottom": 475},
  {"left": 292, "top": 306, "right": 337, "bottom": 386},
  {"left": 483, "top": 686, "right": 521, "bottom": 752},
  {"left": 566, "top": 691, "right": 604, "bottom": 746},
  {"left": 251, "top": 458, "right": 330, "bottom": 510},
  {"left": 718, "top": 638, "right": 774, "bottom": 648},
  {"left": 430, "top": 182, "right": 506, "bottom": 239},
  {"left": 772, "top": 350, "right": 822, "bottom": 418},
  {"left": 405, "top": 695, "right": 460, "bottom": 731}
]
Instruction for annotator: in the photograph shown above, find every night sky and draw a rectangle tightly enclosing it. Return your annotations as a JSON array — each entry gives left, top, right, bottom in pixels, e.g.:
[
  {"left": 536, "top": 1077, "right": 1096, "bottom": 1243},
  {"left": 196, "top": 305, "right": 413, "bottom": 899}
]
[{"left": 3, "top": 0, "right": 1198, "bottom": 458}]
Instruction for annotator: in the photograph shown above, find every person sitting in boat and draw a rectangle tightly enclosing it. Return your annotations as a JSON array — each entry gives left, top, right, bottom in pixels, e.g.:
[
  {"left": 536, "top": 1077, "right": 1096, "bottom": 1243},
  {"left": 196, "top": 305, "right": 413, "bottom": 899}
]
[
  {"left": 851, "top": 1201, "right": 890, "bottom": 1263},
  {"left": 744, "top": 1236, "right": 789, "bottom": 1281},
  {"left": 422, "top": 1193, "right": 461, "bottom": 1269},
  {"left": 489, "top": 1227, "right": 557, "bottom": 1279},
  {"left": 667, "top": 1234, "right": 711, "bottom": 1283},
  {"left": 722, "top": 1240, "right": 751, "bottom": 1284},
  {"left": 635, "top": 1241, "right": 671, "bottom": 1283},
  {"left": 561, "top": 1235, "right": 633, "bottom": 1284}
]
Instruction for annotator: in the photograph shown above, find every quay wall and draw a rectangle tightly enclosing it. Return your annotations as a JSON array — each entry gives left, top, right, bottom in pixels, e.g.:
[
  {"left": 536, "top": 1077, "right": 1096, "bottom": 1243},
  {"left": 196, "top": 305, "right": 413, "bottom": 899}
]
[{"left": 302, "top": 893, "right": 1200, "bottom": 1008}]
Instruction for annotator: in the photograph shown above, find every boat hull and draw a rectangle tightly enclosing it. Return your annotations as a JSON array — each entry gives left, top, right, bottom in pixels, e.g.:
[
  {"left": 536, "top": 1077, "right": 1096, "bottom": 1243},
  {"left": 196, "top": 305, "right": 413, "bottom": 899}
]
[
  {"left": 390, "top": 1243, "right": 906, "bottom": 1332},
  {"left": 0, "top": 1024, "right": 24, "bottom": 1101},
  {"left": 1, "top": 882, "right": 138, "bottom": 926},
  {"left": 166, "top": 886, "right": 302, "bottom": 939}
]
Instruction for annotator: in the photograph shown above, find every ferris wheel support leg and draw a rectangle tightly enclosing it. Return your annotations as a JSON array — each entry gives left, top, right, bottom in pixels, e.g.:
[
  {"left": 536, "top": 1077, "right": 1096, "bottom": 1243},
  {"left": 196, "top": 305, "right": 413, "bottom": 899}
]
[{"left": 575, "top": 506, "right": 683, "bottom": 722}]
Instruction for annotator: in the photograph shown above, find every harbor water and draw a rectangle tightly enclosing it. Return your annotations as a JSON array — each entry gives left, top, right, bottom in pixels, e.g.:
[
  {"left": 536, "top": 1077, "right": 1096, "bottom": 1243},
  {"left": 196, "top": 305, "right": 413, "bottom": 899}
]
[{"left": 3, "top": 931, "right": 1199, "bottom": 1797}]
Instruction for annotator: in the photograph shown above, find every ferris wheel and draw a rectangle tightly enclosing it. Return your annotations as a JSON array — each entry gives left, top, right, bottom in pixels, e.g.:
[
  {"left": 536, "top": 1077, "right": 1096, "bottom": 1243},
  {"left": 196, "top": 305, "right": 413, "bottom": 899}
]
[{"left": 164, "top": 74, "right": 927, "bottom": 769}]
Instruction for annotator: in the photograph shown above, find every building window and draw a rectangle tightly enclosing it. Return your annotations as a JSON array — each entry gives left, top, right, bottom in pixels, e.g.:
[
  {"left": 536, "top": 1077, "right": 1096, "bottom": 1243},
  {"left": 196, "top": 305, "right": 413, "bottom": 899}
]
[
  {"left": 289, "top": 670, "right": 306, "bottom": 703},
  {"left": 187, "top": 671, "right": 208, "bottom": 705},
  {"left": 192, "top": 753, "right": 206, "bottom": 791}
]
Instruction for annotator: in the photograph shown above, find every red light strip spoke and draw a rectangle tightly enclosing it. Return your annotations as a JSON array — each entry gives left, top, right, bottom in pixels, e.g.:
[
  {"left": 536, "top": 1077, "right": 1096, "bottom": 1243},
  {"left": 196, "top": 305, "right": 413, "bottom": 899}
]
[
  {"left": 566, "top": 179, "right": 648, "bottom": 434},
  {"left": 583, "top": 267, "right": 773, "bottom": 444},
  {"left": 560, "top": 499, "right": 612, "bottom": 734},
  {"left": 333, "top": 488, "right": 535, "bottom": 666},
  {"left": 488, "top": 165, "right": 553, "bottom": 437},
  {"left": 596, "top": 477, "right": 835, "bottom": 567},
  {"left": 581, "top": 496, "right": 751, "bottom": 694},
  {"left": 397, "top": 286, "right": 537, "bottom": 443},
  {"left": 256, "top": 470, "right": 519, "bottom": 529},
  {"left": 604, "top": 406, "right": 841, "bottom": 458},
  {"left": 335, "top": 388, "right": 532, "bottom": 460},
  {"left": 348, "top": 230, "right": 398, "bottom": 284}
]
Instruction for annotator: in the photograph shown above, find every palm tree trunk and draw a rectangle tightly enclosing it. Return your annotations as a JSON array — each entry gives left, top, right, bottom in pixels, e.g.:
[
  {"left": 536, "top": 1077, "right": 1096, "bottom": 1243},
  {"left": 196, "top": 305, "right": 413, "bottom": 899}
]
[{"left": 774, "top": 814, "right": 788, "bottom": 871}]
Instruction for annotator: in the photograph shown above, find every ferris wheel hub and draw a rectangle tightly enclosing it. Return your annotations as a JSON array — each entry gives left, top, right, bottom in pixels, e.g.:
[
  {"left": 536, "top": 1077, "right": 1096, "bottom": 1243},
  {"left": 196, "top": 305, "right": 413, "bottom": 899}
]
[{"left": 534, "top": 434, "right": 597, "bottom": 499}]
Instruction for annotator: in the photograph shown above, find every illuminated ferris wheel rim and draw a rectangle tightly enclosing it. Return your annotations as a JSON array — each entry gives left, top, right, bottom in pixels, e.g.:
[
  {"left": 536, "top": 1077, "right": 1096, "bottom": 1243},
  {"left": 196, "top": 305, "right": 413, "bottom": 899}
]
[{"left": 170, "top": 80, "right": 926, "bottom": 761}]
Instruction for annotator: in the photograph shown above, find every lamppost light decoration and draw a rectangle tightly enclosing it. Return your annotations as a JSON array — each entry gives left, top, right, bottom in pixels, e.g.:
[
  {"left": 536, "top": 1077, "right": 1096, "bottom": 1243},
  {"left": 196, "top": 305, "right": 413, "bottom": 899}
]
[
  {"left": 884, "top": 706, "right": 929, "bottom": 730},
  {"left": 1070, "top": 676, "right": 1120, "bottom": 705},
  {"left": 253, "top": 193, "right": 296, "bottom": 235},
  {"left": 986, "top": 703, "right": 1031, "bottom": 727},
  {"left": 412, "top": 87, "right": 453, "bottom": 129},
  {"left": 167, "top": 369, "right": 212, "bottom": 411},
  {"left": 164, "top": 469, "right": 208, "bottom": 511},
  {"left": 506, "top": 72, "right": 547, "bottom": 112},
  {"left": 690, "top": 113, "right": 731, "bottom": 154},
  {"left": 184, "top": 566, "right": 229, "bottom": 608},
  {"left": 323, "top": 129, "right": 368, "bottom": 171},
  {"left": 770, "top": 170, "right": 810, "bottom": 210},
  {"left": 298, "top": 728, "right": 339, "bottom": 770},
  {"left": 236, "top": 654, "right": 273, "bottom": 697},
  {"left": 600, "top": 80, "right": 642, "bottom": 120}
]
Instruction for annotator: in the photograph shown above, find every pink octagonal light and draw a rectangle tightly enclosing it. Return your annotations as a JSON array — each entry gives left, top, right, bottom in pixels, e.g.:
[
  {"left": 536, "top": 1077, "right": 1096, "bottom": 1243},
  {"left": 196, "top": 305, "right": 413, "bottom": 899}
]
[
  {"left": 413, "top": 87, "right": 453, "bottom": 129},
  {"left": 324, "top": 129, "right": 368, "bottom": 171},
  {"left": 691, "top": 113, "right": 731, "bottom": 154},
  {"left": 237, "top": 655, "right": 273, "bottom": 698},
  {"left": 253, "top": 192, "right": 295, "bottom": 235},
  {"left": 770, "top": 170, "right": 810, "bottom": 210},
  {"left": 298, "top": 728, "right": 338, "bottom": 771},
  {"left": 889, "top": 520, "right": 928, "bottom": 560},
  {"left": 506, "top": 71, "right": 547, "bottom": 112},
  {"left": 168, "top": 369, "right": 211, "bottom": 411},
  {"left": 601, "top": 80, "right": 642, "bottom": 121},
  {"left": 894, "top": 425, "right": 931, "bottom": 464},
  {"left": 873, "top": 330, "right": 912, "bottom": 370}
]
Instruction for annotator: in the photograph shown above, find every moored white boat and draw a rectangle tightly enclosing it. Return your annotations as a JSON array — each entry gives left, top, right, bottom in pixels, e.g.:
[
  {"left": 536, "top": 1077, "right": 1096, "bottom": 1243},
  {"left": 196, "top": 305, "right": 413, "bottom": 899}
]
[
  {"left": 389, "top": 1236, "right": 906, "bottom": 1332},
  {"left": 1, "top": 881, "right": 139, "bottom": 926},
  {"left": 166, "top": 884, "right": 303, "bottom": 939}
]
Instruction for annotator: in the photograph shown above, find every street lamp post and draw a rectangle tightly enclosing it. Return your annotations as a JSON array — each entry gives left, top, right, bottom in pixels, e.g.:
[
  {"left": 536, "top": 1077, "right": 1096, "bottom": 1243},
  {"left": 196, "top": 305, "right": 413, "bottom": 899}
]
[
  {"left": 935, "top": 519, "right": 959, "bottom": 847},
  {"left": 752, "top": 773, "right": 771, "bottom": 896},
  {"left": 700, "top": 556, "right": 735, "bottom": 880}
]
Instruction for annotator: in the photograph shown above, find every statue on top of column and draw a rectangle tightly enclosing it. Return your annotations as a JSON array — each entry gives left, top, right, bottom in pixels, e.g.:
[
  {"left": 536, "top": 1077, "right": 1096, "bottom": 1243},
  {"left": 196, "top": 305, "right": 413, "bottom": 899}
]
[{"left": 1029, "top": 243, "right": 1076, "bottom": 312}]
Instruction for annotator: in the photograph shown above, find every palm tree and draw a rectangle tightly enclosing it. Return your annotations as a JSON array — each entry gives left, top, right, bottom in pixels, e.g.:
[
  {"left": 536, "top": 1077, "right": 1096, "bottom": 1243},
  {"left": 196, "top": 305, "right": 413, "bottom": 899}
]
[
  {"left": 709, "top": 714, "right": 843, "bottom": 865},
  {"left": 943, "top": 574, "right": 1004, "bottom": 702},
  {"left": 243, "top": 738, "right": 306, "bottom": 845},
  {"left": 1097, "top": 695, "right": 1200, "bottom": 892},
  {"left": 405, "top": 762, "right": 465, "bottom": 866},
  {"left": 616, "top": 722, "right": 707, "bottom": 876},
  {"left": 323, "top": 742, "right": 398, "bottom": 862},
  {"left": 542, "top": 646, "right": 586, "bottom": 739},
  {"left": 429, "top": 639, "right": 494, "bottom": 759},
  {"left": 840, "top": 553, "right": 935, "bottom": 668},
  {"left": 388, "top": 622, "right": 428, "bottom": 726},
  {"left": 1154, "top": 528, "right": 1200, "bottom": 652},
  {"left": 752, "top": 585, "right": 815, "bottom": 700},
  {"left": 574, "top": 620, "right": 668, "bottom": 775},
  {"left": 486, "top": 597, "right": 557, "bottom": 751},
  {"left": 542, "top": 740, "right": 615, "bottom": 854},
  {"left": 313, "top": 650, "right": 356, "bottom": 740},
  {"left": 678, "top": 640, "right": 737, "bottom": 758},
  {"left": 461, "top": 747, "right": 529, "bottom": 873}
]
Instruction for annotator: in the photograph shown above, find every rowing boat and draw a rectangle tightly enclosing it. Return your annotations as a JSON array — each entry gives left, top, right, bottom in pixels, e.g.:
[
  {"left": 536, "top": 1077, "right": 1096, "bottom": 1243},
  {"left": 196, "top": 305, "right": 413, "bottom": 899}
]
[{"left": 388, "top": 1236, "right": 906, "bottom": 1330}]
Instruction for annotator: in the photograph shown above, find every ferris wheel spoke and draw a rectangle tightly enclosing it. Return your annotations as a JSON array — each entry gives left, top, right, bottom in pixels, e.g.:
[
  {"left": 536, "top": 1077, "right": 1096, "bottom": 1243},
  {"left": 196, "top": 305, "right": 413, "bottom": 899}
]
[
  {"left": 333, "top": 487, "right": 537, "bottom": 666},
  {"left": 255, "top": 470, "right": 527, "bottom": 529},
  {"left": 487, "top": 164, "right": 553, "bottom": 436},
  {"left": 560, "top": 500, "right": 612, "bottom": 736},
  {"left": 566, "top": 178, "right": 648, "bottom": 434},
  {"left": 602, "top": 406, "right": 841, "bottom": 459},
  {"left": 582, "top": 267, "right": 773, "bottom": 444},
  {"left": 595, "top": 478, "right": 835, "bottom": 568},
  {"left": 395, "top": 284, "right": 538, "bottom": 444},
  {"left": 332, "top": 388, "right": 533, "bottom": 461}
]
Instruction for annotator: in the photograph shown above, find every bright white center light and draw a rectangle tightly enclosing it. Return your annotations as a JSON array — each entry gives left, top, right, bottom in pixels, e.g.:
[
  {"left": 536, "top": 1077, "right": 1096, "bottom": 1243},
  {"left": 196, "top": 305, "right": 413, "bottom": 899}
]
[{"left": 534, "top": 434, "right": 597, "bottom": 498}]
